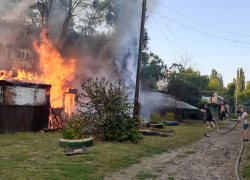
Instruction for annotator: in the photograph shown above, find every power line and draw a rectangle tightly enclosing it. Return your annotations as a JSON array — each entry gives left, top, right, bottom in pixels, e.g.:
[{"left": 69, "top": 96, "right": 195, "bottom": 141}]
[
  {"left": 153, "top": 0, "right": 250, "bottom": 37},
  {"left": 150, "top": 0, "right": 185, "bottom": 53},
  {"left": 148, "top": 11, "right": 182, "bottom": 58},
  {"left": 153, "top": 50, "right": 250, "bottom": 57},
  {"left": 127, "top": 0, "right": 250, "bottom": 45},
  {"left": 148, "top": 10, "right": 250, "bottom": 45}
]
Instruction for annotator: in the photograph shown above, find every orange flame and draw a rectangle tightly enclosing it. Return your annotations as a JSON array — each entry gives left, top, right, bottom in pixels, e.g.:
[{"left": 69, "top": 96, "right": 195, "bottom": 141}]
[
  {"left": 34, "top": 29, "right": 75, "bottom": 108},
  {"left": 0, "top": 29, "right": 76, "bottom": 113}
]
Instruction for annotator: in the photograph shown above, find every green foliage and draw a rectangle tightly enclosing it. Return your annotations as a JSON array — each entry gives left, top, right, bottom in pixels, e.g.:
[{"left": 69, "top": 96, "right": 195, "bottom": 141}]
[
  {"left": 168, "top": 80, "right": 201, "bottom": 107},
  {"left": 62, "top": 118, "right": 88, "bottom": 140},
  {"left": 128, "top": 129, "right": 143, "bottom": 143},
  {"left": 241, "top": 164, "right": 250, "bottom": 178},
  {"left": 237, "top": 68, "right": 245, "bottom": 93},
  {"left": 238, "top": 82, "right": 250, "bottom": 103},
  {"left": 227, "top": 83, "right": 236, "bottom": 109},
  {"left": 141, "top": 52, "right": 167, "bottom": 91},
  {"left": 208, "top": 69, "right": 223, "bottom": 90},
  {"left": 168, "top": 64, "right": 209, "bottom": 107},
  {"left": 77, "top": 77, "right": 141, "bottom": 142},
  {"left": 185, "top": 151, "right": 196, "bottom": 154},
  {"left": 229, "top": 114, "right": 238, "bottom": 119},
  {"left": 136, "top": 173, "right": 160, "bottom": 180},
  {"left": 167, "top": 64, "right": 211, "bottom": 119},
  {"left": 166, "top": 113, "right": 175, "bottom": 121},
  {"left": 150, "top": 112, "right": 162, "bottom": 123}
]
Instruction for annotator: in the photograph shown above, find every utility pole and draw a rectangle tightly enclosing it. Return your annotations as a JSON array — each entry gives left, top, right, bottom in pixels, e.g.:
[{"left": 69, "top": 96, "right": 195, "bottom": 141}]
[
  {"left": 235, "top": 82, "right": 238, "bottom": 114},
  {"left": 134, "top": 0, "right": 147, "bottom": 121}
]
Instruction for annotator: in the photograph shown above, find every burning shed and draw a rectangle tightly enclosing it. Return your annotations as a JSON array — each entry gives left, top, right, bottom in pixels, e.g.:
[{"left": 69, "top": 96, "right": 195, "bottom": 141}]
[{"left": 0, "top": 80, "right": 51, "bottom": 134}]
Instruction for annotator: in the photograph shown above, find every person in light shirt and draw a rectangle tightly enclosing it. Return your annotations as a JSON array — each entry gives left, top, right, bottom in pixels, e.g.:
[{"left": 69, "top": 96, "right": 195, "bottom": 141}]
[{"left": 239, "top": 108, "right": 249, "bottom": 141}]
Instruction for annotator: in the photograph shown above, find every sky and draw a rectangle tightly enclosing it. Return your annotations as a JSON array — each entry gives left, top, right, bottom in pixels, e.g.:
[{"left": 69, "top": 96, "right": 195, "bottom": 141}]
[{"left": 141, "top": 0, "right": 250, "bottom": 87}]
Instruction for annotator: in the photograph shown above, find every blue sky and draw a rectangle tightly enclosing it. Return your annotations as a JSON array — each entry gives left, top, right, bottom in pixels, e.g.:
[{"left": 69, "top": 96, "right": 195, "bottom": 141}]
[{"left": 145, "top": 0, "right": 250, "bottom": 87}]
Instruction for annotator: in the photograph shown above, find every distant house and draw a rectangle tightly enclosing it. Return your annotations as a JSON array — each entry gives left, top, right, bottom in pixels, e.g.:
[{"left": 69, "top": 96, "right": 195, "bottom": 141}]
[
  {"left": 156, "top": 71, "right": 172, "bottom": 91},
  {"left": 157, "top": 80, "right": 167, "bottom": 91},
  {"left": 0, "top": 46, "right": 33, "bottom": 69},
  {"left": 202, "top": 96, "right": 211, "bottom": 102}
]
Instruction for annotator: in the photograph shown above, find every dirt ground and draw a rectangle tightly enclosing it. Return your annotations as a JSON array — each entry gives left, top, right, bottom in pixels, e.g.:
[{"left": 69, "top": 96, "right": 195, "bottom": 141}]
[{"left": 105, "top": 124, "right": 250, "bottom": 180}]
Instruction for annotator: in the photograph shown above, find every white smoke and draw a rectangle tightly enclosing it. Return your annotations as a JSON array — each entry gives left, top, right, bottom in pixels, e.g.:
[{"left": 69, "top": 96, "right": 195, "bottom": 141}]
[
  {"left": 0, "top": 0, "right": 36, "bottom": 21},
  {"left": 0, "top": 0, "right": 36, "bottom": 45},
  {"left": 110, "top": 1, "right": 141, "bottom": 88},
  {"left": 140, "top": 92, "right": 198, "bottom": 122}
]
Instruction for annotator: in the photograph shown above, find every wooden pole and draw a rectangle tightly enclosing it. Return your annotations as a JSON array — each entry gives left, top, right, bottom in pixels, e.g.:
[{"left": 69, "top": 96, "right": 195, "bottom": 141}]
[
  {"left": 235, "top": 82, "right": 239, "bottom": 114},
  {"left": 134, "top": 0, "right": 147, "bottom": 121}
]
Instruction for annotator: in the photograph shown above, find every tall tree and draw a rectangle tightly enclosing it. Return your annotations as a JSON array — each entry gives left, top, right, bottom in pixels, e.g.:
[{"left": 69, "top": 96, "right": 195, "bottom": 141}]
[
  {"left": 237, "top": 68, "right": 245, "bottom": 92},
  {"left": 218, "top": 73, "right": 223, "bottom": 88},
  {"left": 227, "top": 83, "right": 236, "bottom": 112},
  {"left": 208, "top": 69, "right": 223, "bottom": 90},
  {"left": 235, "top": 68, "right": 245, "bottom": 102},
  {"left": 141, "top": 31, "right": 167, "bottom": 91}
]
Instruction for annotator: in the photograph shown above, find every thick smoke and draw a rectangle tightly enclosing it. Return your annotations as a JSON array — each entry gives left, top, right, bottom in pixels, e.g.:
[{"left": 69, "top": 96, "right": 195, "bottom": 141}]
[
  {"left": 0, "top": 0, "right": 197, "bottom": 120},
  {"left": 0, "top": 0, "right": 36, "bottom": 20},
  {"left": 0, "top": 0, "right": 36, "bottom": 45}
]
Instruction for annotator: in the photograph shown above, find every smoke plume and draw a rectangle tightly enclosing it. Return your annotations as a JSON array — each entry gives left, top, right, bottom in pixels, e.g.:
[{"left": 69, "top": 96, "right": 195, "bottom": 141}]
[{"left": 0, "top": 0, "right": 36, "bottom": 45}]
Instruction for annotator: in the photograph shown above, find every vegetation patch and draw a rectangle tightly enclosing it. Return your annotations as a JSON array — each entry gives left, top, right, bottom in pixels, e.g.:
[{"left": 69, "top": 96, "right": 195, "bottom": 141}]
[
  {"left": 136, "top": 173, "right": 160, "bottom": 180},
  {"left": 165, "top": 161, "right": 178, "bottom": 165},
  {"left": 0, "top": 120, "right": 211, "bottom": 179},
  {"left": 185, "top": 150, "right": 196, "bottom": 154},
  {"left": 241, "top": 164, "right": 250, "bottom": 178}
]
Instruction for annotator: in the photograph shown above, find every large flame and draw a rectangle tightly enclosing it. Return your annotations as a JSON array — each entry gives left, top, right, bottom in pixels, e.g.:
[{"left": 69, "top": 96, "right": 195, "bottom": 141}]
[
  {"left": 33, "top": 29, "right": 75, "bottom": 107},
  {"left": 0, "top": 29, "right": 76, "bottom": 110}
]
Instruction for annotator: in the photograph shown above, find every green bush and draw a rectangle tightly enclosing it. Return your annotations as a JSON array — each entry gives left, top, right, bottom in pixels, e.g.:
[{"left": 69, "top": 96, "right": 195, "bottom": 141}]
[
  {"left": 229, "top": 114, "right": 239, "bottom": 119},
  {"left": 77, "top": 77, "right": 141, "bottom": 142},
  {"left": 166, "top": 113, "right": 175, "bottom": 121},
  {"left": 128, "top": 129, "right": 143, "bottom": 143},
  {"left": 150, "top": 112, "right": 162, "bottom": 123}
]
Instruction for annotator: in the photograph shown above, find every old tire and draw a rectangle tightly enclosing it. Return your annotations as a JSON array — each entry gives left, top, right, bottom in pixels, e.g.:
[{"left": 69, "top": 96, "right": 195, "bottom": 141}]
[
  {"left": 59, "top": 137, "right": 93, "bottom": 148},
  {"left": 163, "top": 121, "right": 178, "bottom": 126},
  {"left": 149, "top": 124, "right": 163, "bottom": 128}
]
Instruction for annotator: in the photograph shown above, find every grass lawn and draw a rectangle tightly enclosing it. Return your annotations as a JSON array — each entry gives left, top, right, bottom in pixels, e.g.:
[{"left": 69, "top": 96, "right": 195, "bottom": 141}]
[
  {"left": 0, "top": 120, "right": 212, "bottom": 180},
  {"left": 241, "top": 141, "right": 250, "bottom": 179}
]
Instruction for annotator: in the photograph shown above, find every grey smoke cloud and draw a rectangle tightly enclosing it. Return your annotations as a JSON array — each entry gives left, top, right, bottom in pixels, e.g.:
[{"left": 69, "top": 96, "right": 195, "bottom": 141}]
[
  {"left": 0, "top": 0, "right": 36, "bottom": 21},
  {"left": 0, "top": 0, "right": 36, "bottom": 45}
]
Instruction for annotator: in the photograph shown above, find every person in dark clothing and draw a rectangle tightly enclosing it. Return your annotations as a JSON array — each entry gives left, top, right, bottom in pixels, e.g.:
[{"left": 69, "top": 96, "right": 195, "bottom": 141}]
[
  {"left": 201, "top": 104, "right": 216, "bottom": 128},
  {"left": 218, "top": 103, "right": 228, "bottom": 121}
]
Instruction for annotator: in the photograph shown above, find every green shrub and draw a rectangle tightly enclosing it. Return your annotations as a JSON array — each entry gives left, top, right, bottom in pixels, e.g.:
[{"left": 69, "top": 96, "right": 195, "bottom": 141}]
[
  {"left": 128, "top": 129, "right": 143, "bottom": 143},
  {"left": 150, "top": 112, "right": 162, "bottom": 123},
  {"left": 166, "top": 113, "right": 175, "bottom": 121},
  {"left": 77, "top": 77, "right": 141, "bottom": 142},
  {"left": 229, "top": 114, "right": 239, "bottom": 119}
]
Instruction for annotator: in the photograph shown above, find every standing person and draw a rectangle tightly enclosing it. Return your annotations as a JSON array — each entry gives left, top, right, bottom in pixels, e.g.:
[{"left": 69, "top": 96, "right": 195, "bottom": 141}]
[
  {"left": 240, "top": 108, "right": 249, "bottom": 141},
  {"left": 201, "top": 104, "right": 216, "bottom": 128},
  {"left": 218, "top": 103, "right": 228, "bottom": 121}
]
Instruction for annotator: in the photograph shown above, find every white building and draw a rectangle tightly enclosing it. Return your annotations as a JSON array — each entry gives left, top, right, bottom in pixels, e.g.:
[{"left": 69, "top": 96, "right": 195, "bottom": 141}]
[{"left": 0, "top": 46, "right": 33, "bottom": 69}]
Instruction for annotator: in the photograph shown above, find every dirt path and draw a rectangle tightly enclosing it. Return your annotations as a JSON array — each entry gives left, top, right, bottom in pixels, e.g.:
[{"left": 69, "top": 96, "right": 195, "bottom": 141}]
[{"left": 105, "top": 126, "right": 250, "bottom": 180}]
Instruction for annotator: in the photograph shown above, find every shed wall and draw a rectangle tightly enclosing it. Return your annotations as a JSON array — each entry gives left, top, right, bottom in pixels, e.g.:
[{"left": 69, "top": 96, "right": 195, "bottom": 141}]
[{"left": 0, "top": 85, "right": 50, "bottom": 134}]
